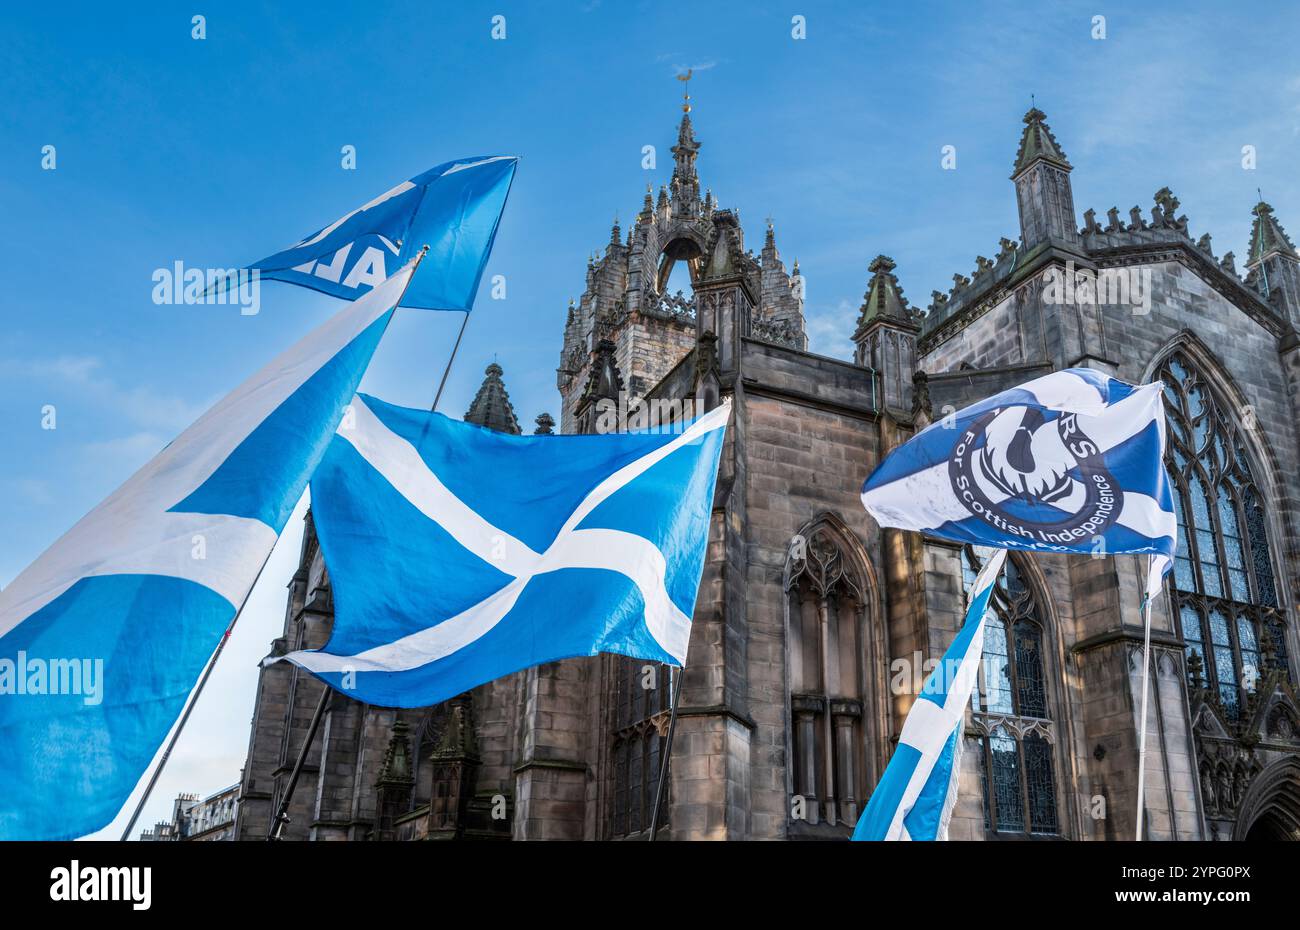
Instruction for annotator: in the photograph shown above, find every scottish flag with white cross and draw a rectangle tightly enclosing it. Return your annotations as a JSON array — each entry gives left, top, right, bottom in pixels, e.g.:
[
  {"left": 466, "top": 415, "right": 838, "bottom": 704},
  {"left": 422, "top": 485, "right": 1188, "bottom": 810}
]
[{"left": 274, "top": 395, "right": 729, "bottom": 706}]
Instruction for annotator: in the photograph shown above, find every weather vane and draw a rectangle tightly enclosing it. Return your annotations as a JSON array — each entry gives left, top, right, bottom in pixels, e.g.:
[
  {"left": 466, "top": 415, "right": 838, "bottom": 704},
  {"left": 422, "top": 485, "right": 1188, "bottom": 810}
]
[{"left": 677, "top": 68, "right": 692, "bottom": 113}]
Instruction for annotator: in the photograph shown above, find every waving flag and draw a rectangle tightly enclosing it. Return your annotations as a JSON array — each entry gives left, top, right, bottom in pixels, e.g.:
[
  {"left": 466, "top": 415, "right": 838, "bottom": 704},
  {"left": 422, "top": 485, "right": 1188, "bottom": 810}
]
[
  {"left": 853, "top": 549, "right": 1007, "bottom": 841},
  {"left": 272, "top": 396, "right": 729, "bottom": 707},
  {"left": 861, "top": 367, "right": 1175, "bottom": 597},
  {"left": 246, "top": 156, "right": 517, "bottom": 310},
  {"left": 0, "top": 265, "right": 415, "bottom": 840}
]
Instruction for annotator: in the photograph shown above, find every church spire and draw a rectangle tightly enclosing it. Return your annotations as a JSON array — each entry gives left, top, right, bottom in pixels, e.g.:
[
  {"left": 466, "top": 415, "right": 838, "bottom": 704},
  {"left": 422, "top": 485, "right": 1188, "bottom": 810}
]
[
  {"left": 464, "top": 362, "right": 521, "bottom": 435},
  {"left": 670, "top": 74, "right": 701, "bottom": 208}
]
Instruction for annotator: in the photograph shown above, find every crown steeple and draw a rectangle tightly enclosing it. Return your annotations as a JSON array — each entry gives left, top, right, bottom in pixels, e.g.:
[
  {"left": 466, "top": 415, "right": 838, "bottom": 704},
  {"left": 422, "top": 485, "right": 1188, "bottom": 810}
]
[{"left": 464, "top": 362, "right": 521, "bottom": 435}]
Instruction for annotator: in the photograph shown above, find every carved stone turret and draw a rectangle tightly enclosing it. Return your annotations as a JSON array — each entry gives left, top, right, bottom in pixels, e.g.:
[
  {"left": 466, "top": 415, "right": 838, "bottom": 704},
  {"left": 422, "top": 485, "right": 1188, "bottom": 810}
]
[
  {"left": 853, "top": 255, "right": 919, "bottom": 415},
  {"left": 1012, "top": 108, "right": 1081, "bottom": 251}
]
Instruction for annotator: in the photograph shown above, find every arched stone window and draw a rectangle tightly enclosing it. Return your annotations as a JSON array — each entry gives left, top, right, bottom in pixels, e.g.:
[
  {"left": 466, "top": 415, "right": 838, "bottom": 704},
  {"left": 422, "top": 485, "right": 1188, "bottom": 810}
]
[
  {"left": 784, "top": 516, "right": 882, "bottom": 831},
  {"left": 608, "top": 656, "right": 672, "bottom": 837},
  {"left": 963, "top": 549, "right": 1061, "bottom": 836},
  {"left": 1156, "top": 352, "right": 1289, "bottom": 719}
]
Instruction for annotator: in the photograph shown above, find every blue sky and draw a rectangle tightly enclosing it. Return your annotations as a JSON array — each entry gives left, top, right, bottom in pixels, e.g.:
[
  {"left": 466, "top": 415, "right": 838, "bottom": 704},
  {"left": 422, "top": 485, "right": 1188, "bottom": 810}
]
[{"left": 1, "top": 1, "right": 1297, "bottom": 838}]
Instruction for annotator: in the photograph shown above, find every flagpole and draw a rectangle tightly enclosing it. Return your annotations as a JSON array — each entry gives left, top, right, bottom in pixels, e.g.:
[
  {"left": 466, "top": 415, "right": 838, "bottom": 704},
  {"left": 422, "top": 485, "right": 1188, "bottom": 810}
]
[
  {"left": 648, "top": 663, "right": 684, "bottom": 841},
  {"left": 119, "top": 606, "right": 245, "bottom": 840},
  {"left": 1134, "top": 554, "right": 1155, "bottom": 841},
  {"left": 432, "top": 310, "right": 470, "bottom": 412},
  {"left": 647, "top": 388, "right": 721, "bottom": 842}
]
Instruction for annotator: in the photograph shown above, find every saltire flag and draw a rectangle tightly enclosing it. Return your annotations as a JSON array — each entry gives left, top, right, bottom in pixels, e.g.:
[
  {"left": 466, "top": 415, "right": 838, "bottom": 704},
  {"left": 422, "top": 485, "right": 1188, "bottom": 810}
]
[
  {"left": 270, "top": 397, "right": 730, "bottom": 707},
  {"left": 0, "top": 265, "right": 419, "bottom": 840},
  {"left": 852, "top": 548, "right": 1007, "bottom": 840},
  {"left": 861, "top": 367, "right": 1176, "bottom": 599},
  {"left": 241, "top": 155, "right": 517, "bottom": 310}
]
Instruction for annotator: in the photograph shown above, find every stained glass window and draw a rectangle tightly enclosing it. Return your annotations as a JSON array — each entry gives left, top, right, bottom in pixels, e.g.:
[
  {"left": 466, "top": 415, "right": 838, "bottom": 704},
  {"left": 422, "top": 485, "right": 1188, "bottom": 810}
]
[
  {"left": 964, "top": 549, "right": 1059, "bottom": 836},
  {"left": 1156, "top": 352, "right": 1291, "bottom": 716}
]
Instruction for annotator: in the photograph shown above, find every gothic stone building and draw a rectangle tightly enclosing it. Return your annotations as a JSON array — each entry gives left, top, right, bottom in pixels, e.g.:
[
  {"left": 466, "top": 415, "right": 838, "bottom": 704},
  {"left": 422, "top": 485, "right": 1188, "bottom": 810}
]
[{"left": 234, "top": 105, "right": 1300, "bottom": 842}]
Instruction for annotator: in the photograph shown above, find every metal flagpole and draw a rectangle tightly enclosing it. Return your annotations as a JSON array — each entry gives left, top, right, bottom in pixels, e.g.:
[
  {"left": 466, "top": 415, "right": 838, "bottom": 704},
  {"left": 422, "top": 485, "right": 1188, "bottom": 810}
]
[
  {"left": 120, "top": 597, "right": 254, "bottom": 840},
  {"left": 648, "top": 387, "right": 723, "bottom": 841},
  {"left": 648, "top": 663, "right": 684, "bottom": 841},
  {"left": 1134, "top": 554, "right": 1155, "bottom": 841},
  {"left": 432, "top": 311, "right": 470, "bottom": 412},
  {"left": 267, "top": 685, "right": 331, "bottom": 839}
]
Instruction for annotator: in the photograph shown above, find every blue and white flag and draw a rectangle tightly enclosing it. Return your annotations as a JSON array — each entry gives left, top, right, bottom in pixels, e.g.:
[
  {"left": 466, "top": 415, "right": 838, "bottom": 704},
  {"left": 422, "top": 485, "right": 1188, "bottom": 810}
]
[
  {"left": 246, "top": 156, "right": 517, "bottom": 311},
  {"left": 272, "top": 397, "right": 730, "bottom": 707},
  {"left": 862, "top": 367, "right": 1176, "bottom": 598},
  {"left": 0, "top": 264, "right": 414, "bottom": 840},
  {"left": 853, "top": 548, "right": 1007, "bottom": 841}
]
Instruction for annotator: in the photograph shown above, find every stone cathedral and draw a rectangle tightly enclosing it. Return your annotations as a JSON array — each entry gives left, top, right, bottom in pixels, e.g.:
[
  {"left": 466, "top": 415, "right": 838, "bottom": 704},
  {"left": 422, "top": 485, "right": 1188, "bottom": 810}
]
[{"left": 233, "top": 103, "right": 1300, "bottom": 842}]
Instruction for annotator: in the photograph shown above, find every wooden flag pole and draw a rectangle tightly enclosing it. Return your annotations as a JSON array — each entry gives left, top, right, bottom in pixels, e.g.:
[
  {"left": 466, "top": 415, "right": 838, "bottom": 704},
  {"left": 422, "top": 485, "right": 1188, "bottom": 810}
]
[{"left": 1134, "top": 554, "right": 1156, "bottom": 841}]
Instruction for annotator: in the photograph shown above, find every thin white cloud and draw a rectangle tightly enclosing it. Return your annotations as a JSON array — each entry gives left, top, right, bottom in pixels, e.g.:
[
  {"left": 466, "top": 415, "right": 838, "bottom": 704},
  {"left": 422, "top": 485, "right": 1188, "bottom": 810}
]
[{"left": 0, "top": 355, "right": 208, "bottom": 433}]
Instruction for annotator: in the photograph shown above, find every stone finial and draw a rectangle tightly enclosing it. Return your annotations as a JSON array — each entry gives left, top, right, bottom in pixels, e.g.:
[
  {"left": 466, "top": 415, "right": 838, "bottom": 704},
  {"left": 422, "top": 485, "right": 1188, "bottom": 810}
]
[
  {"left": 1221, "top": 251, "right": 1238, "bottom": 276},
  {"left": 580, "top": 338, "right": 624, "bottom": 408},
  {"left": 1011, "top": 107, "right": 1071, "bottom": 178},
  {"left": 1197, "top": 233, "right": 1214, "bottom": 255},
  {"left": 377, "top": 721, "right": 415, "bottom": 788},
  {"left": 1154, "top": 185, "right": 1180, "bottom": 213},
  {"left": 1105, "top": 207, "right": 1123, "bottom": 233},
  {"left": 533, "top": 412, "right": 555, "bottom": 435},
  {"left": 1083, "top": 209, "right": 1101, "bottom": 235},
  {"left": 610, "top": 216, "right": 621, "bottom": 246},
  {"left": 1128, "top": 206, "right": 1147, "bottom": 231},
  {"left": 974, "top": 255, "right": 993, "bottom": 275},
  {"left": 1248, "top": 200, "right": 1297, "bottom": 265}
]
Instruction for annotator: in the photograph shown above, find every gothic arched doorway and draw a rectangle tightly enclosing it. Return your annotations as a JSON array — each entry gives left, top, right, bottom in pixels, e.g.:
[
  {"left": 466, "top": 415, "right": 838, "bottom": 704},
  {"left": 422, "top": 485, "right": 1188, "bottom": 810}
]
[{"left": 1232, "top": 757, "right": 1300, "bottom": 841}]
